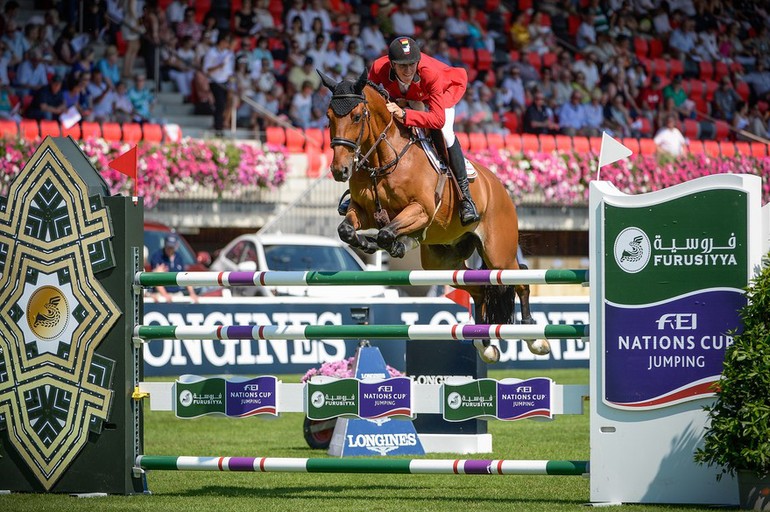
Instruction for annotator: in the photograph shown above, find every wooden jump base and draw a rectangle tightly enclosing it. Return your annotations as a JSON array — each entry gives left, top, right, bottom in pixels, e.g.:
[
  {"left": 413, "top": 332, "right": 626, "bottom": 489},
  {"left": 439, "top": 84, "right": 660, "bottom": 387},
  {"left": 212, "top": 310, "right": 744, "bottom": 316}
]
[
  {"left": 136, "top": 456, "right": 589, "bottom": 476},
  {"left": 135, "top": 269, "right": 589, "bottom": 288},
  {"left": 134, "top": 323, "right": 589, "bottom": 341}
]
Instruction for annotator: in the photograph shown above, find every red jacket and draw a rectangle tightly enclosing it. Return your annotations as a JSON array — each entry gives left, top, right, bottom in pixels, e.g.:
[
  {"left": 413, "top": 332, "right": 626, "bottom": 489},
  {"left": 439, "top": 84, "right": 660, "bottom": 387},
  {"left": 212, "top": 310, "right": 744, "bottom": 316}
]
[{"left": 368, "top": 53, "right": 467, "bottom": 129}]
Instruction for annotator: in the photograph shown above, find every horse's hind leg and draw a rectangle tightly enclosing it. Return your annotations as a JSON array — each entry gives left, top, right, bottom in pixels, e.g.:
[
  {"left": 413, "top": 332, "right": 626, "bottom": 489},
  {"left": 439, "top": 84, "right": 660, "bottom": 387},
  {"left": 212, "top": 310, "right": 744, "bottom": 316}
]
[
  {"left": 421, "top": 245, "right": 500, "bottom": 363},
  {"left": 515, "top": 262, "right": 534, "bottom": 325}
]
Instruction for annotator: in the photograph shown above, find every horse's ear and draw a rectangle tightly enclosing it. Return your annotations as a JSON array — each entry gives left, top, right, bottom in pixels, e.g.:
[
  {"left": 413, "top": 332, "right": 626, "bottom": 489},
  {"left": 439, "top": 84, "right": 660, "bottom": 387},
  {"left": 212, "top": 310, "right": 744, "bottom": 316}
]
[
  {"left": 354, "top": 68, "right": 368, "bottom": 94},
  {"left": 317, "top": 70, "right": 338, "bottom": 91}
]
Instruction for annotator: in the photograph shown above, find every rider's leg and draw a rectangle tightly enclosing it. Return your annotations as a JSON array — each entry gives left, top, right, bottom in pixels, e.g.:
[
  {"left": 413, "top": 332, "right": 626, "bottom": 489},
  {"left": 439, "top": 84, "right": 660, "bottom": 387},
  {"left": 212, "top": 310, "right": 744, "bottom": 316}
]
[{"left": 442, "top": 108, "right": 480, "bottom": 226}]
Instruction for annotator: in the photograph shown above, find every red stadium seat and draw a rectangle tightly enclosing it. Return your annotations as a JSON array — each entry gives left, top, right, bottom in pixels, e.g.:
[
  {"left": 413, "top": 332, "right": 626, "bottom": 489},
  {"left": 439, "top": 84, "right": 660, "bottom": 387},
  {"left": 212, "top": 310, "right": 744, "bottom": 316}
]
[
  {"left": 38, "top": 120, "right": 60, "bottom": 138},
  {"left": 648, "top": 39, "right": 664, "bottom": 58},
  {"left": 572, "top": 136, "right": 590, "bottom": 155},
  {"left": 633, "top": 37, "right": 648, "bottom": 58},
  {"left": 502, "top": 112, "right": 519, "bottom": 134},
  {"left": 718, "top": 141, "right": 736, "bottom": 157},
  {"left": 305, "top": 146, "right": 322, "bottom": 178},
  {"left": 505, "top": 133, "right": 522, "bottom": 151},
  {"left": 538, "top": 134, "right": 556, "bottom": 152},
  {"left": 713, "top": 120, "right": 730, "bottom": 140},
  {"left": 669, "top": 59, "right": 684, "bottom": 78},
  {"left": 468, "top": 132, "right": 487, "bottom": 151},
  {"left": 734, "top": 142, "right": 750, "bottom": 157},
  {"left": 121, "top": 122, "right": 143, "bottom": 143},
  {"left": 683, "top": 119, "right": 699, "bottom": 139},
  {"left": 688, "top": 140, "right": 705, "bottom": 154},
  {"left": 265, "top": 126, "right": 286, "bottom": 146},
  {"left": 750, "top": 142, "right": 769, "bottom": 157},
  {"left": 20, "top": 119, "right": 39, "bottom": 140},
  {"left": 476, "top": 49, "right": 492, "bottom": 71},
  {"left": 714, "top": 61, "right": 729, "bottom": 81},
  {"left": 702, "top": 140, "right": 720, "bottom": 156},
  {"left": 522, "top": 133, "right": 541, "bottom": 152},
  {"left": 589, "top": 136, "right": 603, "bottom": 155},
  {"left": 638, "top": 117, "right": 653, "bottom": 137},
  {"left": 61, "top": 122, "right": 80, "bottom": 139},
  {"left": 304, "top": 128, "right": 323, "bottom": 149},
  {"left": 142, "top": 123, "right": 163, "bottom": 142},
  {"left": 554, "top": 134, "right": 572, "bottom": 151},
  {"left": 736, "top": 81, "right": 750, "bottom": 101},
  {"left": 638, "top": 138, "right": 657, "bottom": 155},
  {"left": 285, "top": 128, "right": 305, "bottom": 152},
  {"left": 704, "top": 80, "right": 719, "bottom": 100},
  {"left": 322, "top": 128, "right": 331, "bottom": 149},
  {"left": 0, "top": 119, "right": 17, "bottom": 138},
  {"left": 460, "top": 47, "right": 475, "bottom": 68},
  {"left": 486, "top": 132, "right": 504, "bottom": 150},
  {"left": 620, "top": 138, "right": 640, "bottom": 155},
  {"left": 527, "top": 52, "right": 542, "bottom": 71},
  {"left": 456, "top": 131, "right": 470, "bottom": 151},
  {"left": 101, "top": 122, "right": 122, "bottom": 141},
  {"left": 81, "top": 121, "right": 101, "bottom": 139},
  {"left": 699, "top": 61, "right": 714, "bottom": 81}
]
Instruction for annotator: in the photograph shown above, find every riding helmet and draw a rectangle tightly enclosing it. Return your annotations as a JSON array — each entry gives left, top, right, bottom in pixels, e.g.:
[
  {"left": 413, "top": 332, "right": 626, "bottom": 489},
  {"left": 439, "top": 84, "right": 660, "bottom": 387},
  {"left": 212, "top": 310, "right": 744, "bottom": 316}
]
[{"left": 388, "top": 36, "right": 421, "bottom": 65}]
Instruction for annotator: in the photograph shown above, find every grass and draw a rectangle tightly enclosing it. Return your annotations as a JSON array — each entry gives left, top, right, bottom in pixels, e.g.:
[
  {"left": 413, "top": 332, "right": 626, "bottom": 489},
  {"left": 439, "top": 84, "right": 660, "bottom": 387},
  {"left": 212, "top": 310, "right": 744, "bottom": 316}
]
[{"left": 1, "top": 369, "right": 721, "bottom": 511}]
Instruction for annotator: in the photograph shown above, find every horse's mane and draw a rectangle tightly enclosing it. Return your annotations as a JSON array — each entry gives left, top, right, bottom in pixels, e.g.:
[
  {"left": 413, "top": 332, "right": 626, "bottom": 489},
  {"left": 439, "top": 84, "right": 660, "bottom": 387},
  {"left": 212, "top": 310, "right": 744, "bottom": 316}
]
[{"left": 365, "top": 80, "right": 389, "bottom": 102}]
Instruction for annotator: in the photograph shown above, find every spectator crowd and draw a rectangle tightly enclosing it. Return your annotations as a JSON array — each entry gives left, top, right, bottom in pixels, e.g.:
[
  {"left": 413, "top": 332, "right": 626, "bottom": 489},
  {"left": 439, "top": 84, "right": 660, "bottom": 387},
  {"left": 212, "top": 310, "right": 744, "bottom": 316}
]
[{"left": 1, "top": 0, "right": 769, "bottom": 149}]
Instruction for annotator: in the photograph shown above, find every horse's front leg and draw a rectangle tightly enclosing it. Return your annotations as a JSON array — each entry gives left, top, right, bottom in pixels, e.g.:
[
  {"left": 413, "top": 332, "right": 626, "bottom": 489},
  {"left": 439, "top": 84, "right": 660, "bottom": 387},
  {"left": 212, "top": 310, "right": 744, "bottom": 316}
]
[
  {"left": 338, "top": 203, "right": 378, "bottom": 254},
  {"left": 377, "top": 202, "right": 430, "bottom": 258}
]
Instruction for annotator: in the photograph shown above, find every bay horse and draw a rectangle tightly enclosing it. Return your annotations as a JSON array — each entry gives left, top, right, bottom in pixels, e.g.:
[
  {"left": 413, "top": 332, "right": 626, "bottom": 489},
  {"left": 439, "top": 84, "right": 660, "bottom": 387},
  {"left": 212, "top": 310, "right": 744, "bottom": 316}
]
[{"left": 320, "top": 69, "right": 549, "bottom": 363}]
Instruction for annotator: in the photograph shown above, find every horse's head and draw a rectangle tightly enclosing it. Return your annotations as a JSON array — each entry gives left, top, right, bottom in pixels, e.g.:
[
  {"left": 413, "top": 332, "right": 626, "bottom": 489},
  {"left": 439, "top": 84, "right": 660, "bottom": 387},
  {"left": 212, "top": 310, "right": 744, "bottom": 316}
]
[{"left": 319, "top": 68, "right": 376, "bottom": 182}]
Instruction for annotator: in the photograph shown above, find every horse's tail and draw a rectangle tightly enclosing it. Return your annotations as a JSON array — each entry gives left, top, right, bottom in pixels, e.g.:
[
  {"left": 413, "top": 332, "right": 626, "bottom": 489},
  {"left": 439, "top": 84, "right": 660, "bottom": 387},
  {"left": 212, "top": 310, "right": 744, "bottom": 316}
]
[{"left": 479, "top": 284, "right": 517, "bottom": 325}]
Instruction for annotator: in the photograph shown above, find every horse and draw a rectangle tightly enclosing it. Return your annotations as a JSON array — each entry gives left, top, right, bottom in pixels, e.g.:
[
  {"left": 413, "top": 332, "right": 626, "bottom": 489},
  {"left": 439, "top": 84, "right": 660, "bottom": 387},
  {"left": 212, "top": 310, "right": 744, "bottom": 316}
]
[{"left": 319, "top": 69, "right": 550, "bottom": 363}]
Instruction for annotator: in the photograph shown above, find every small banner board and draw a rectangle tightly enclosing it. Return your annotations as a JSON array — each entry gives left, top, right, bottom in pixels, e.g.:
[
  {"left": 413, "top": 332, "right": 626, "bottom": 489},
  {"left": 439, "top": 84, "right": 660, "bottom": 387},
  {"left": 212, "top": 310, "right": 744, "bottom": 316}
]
[
  {"left": 442, "top": 378, "right": 553, "bottom": 422},
  {"left": 306, "top": 377, "right": 413, "bottom": 420},
  {"left": 175, "top": 375, "right": 278, "bottom": 418}
]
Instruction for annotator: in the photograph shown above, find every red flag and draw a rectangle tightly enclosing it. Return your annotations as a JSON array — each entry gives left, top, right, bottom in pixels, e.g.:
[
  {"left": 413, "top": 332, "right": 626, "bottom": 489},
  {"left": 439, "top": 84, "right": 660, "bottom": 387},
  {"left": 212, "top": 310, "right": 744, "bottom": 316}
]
[
  {"left": 445, "top": 288, "right": 472, "bottom": 315},
  {"left": 109, "top": 146, "right": 138, "bottom": 197}
]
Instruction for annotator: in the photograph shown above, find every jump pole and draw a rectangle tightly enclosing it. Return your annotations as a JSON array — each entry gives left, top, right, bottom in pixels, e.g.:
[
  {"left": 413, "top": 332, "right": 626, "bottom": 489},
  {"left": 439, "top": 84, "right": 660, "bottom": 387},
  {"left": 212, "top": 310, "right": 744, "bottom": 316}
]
[
  {"left": 134, "top": 323, "right": 589, "bottom": 341},
  {"left": 135, "top": 268, "right": 589, "bottom": 288},
  {"left": 136, "top": 456, "right": 589, "bottom": 476}
]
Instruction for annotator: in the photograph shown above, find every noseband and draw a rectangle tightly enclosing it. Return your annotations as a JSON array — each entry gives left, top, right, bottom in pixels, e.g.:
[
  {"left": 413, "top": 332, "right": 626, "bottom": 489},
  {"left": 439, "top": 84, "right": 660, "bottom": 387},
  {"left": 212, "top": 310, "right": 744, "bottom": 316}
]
[{"left": 328, "top": 91, "right": 414, "bottom": 177}]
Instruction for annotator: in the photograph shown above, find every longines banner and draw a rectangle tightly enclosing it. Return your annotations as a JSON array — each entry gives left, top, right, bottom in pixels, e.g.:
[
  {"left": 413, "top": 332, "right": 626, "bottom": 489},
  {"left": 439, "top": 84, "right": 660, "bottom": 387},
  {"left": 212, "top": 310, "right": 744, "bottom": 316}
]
[{"left": 142, "top": 298, "right": 590, "bottom": 376}]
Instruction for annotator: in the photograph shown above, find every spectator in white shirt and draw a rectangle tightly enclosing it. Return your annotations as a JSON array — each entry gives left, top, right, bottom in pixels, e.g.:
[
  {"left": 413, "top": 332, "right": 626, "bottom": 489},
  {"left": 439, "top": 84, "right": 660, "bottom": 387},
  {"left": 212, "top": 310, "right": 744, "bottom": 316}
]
[
  {"left": 15, "top": 48, "right": 48, "bottom": 96},
  {"left": 361, "top": 17, "right": 387, "bottom": 61},
  {"left": 654, "top": 114, "right": 688, "bottom": 157},
  {"left": 391, "top": 0, "right": 416, "bottom": 37}
]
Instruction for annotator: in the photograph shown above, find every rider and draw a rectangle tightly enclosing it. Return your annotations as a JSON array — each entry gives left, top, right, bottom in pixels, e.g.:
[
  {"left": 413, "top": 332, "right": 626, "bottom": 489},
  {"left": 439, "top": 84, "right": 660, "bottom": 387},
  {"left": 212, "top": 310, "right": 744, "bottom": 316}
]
[{"left": 338, "top": 36, "right": 480, "bottom": 226}]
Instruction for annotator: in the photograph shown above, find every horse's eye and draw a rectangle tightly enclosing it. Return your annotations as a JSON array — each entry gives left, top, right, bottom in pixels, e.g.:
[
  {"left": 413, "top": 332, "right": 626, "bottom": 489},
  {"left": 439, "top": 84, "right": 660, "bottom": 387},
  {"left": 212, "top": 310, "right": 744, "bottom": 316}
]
[{"left": 353, "top": 113, "right": 362, "bottom": 123}]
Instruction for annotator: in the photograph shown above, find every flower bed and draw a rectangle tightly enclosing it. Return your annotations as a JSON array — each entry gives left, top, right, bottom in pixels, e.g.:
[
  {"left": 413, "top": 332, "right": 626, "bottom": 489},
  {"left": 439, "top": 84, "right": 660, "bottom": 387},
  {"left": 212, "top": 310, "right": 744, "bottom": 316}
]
[
  {"left": 471, "top": 149, "right": 770, "bottom": 205},
  {"left": 301, "top": 356, "right": 403, "bottom": 383},
  {"left": 1, "top": 136, "right": 767, "bottom": 207},
  {"left": 0, "top": 137, "right": 288, "bottom": 208}
]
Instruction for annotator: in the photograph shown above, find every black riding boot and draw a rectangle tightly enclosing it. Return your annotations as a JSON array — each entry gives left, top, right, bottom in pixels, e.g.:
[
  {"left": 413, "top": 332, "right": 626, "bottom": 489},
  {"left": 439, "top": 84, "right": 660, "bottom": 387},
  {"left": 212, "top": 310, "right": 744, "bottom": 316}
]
[
  {"left": 337, "top": 189, "right": 351, "bottom": 216},
  {"left": 447, "top": 139, "right": 480, "bottom": 225}
]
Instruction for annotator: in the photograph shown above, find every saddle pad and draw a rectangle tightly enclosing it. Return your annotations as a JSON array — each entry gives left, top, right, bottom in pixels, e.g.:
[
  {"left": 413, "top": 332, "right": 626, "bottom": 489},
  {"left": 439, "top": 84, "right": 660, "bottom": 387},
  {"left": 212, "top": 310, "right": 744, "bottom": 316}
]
[{"left": 414, "top": 128, "right": 477, "bottom": 180}]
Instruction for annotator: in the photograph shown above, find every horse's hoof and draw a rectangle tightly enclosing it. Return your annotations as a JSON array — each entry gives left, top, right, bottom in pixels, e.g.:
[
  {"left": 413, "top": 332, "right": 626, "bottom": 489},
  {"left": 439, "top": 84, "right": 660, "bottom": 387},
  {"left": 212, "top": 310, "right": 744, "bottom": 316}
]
[
  {"left": 389, "top": 242, "right": 405, "bottom": 259},
  {"left": 362, "top": 241, "right": 378, "bottom": 254},
  {"left": 526, "top": 339, "right": 551, "bottom": 356},
  {"left": 338, "top": 223, "right": 356, "bottom": 244},
  {"left": 377, "top": 229, "right": 395, "bottom": 250},
  {"left": 521, "top": 316, "right": 536, "bottom": 325},
  {"left": 473, "top": 340, "right": 500, "bottom": 364}
]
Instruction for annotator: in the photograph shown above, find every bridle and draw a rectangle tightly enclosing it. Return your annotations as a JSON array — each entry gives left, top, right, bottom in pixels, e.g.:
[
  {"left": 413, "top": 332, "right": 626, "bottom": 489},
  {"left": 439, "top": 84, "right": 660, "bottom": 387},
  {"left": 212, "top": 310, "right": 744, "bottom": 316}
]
[{"left": 328, "top": 88, "right": 416, "bottom": 178}]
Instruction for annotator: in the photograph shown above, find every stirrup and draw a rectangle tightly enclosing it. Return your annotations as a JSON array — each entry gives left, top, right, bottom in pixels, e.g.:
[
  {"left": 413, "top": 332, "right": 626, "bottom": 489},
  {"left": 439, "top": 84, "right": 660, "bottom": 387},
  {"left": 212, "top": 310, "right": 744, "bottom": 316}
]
[{"left": 337, "top": 190, "right": 351, "bottom": 216}]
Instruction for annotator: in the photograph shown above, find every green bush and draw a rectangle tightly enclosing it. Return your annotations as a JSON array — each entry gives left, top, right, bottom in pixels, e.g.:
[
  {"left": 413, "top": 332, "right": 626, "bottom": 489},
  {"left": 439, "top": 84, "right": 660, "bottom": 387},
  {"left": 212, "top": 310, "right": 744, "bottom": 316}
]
[{"left": 695, "top": 253, "right": 770, "bottom": 479}]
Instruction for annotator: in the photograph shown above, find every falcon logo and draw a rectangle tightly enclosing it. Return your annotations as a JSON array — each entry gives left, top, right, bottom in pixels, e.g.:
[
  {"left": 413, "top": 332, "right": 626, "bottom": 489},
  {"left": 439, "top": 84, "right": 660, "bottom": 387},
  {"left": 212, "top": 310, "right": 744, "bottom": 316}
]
[
  {"left": 27, "top": 286, "right": 69, "bottom": 340},
  {"left": 613, "top": 227, "right": 651, "bottom": 273}
]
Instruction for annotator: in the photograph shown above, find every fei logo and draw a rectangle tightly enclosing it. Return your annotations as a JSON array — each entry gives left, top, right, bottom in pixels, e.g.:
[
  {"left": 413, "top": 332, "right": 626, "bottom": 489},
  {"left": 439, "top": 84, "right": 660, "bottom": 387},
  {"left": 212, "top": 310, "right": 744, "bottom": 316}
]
[
  {"left": 656, "top": 313, "right": 697, "bottom": 330},
  {"left": 614, "top": 227, "right": 651, "bottom": 273}
]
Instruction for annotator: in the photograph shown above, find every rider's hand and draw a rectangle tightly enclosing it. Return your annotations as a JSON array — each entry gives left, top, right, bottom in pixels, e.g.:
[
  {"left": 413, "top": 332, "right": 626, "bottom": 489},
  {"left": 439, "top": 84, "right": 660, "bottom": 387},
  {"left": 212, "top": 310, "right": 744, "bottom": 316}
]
[{"left": 386, "top": 101, "right": 406, "bottom": 120}]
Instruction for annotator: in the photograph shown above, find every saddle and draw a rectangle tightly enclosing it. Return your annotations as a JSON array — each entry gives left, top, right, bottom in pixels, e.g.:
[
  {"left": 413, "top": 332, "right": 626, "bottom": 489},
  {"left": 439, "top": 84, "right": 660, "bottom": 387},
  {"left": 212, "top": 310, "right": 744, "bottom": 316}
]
[{"left": 414, "top": 127, "right": 476, "bottom": 204}]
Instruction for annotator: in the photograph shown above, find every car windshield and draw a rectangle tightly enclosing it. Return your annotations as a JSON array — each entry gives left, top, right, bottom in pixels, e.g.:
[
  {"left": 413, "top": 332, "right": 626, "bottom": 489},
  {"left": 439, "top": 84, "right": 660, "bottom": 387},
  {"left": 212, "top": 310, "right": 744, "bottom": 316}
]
[
  {"left": 144, "top": 229, "right": 196, "bottom": 268},
  {"left": 263, "top": 244, "right": 363, "bottom": 271}
]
